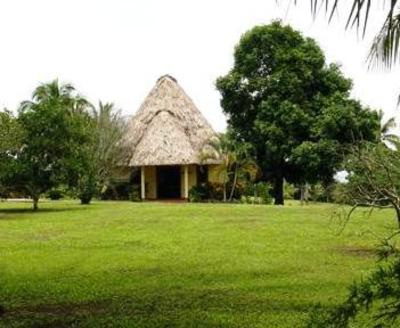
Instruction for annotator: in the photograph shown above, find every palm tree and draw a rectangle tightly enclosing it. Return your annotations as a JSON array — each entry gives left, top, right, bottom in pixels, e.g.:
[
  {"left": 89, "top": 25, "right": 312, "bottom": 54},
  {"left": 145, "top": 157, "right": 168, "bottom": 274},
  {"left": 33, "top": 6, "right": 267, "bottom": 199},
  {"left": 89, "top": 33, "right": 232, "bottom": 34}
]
[
  {"left": 378, "top": 110, "right": 398, "bottom": 145},
  {"left": 201, "top": 133, "right": 258, "bottom": 202},
  {"left": 287, "top": 1, "right": 400, "bottom": 68},
  {"left": 21, "top": 80, "right": 90, "bottom": 112},
  {"left": 90, "top": 101, "right": 131, "bottom": 191}
]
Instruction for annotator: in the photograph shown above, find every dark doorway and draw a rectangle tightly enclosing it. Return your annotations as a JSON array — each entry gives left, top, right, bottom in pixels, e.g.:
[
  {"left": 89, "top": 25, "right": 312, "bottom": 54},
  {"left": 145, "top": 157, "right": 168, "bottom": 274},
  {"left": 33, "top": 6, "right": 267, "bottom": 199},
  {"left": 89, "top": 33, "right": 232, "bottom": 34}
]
[{"left": 157, "top": 166, "right": 181, "bottom": 199}]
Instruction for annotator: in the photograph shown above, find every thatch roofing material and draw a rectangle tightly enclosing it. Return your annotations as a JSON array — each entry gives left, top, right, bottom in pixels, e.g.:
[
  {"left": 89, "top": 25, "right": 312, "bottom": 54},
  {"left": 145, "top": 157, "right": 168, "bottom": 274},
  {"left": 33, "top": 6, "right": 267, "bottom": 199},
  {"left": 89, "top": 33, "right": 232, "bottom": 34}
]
[{"left": 127, "top": 75, "right": 217, "bottom": 166}]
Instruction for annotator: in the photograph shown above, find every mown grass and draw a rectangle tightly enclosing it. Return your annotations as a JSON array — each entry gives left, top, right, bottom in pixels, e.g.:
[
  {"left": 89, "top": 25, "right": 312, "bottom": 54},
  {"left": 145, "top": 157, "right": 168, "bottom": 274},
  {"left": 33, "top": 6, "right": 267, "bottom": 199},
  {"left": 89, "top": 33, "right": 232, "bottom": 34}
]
[{"left": 0, "top": 200, "right": 397, "bottom": 327}]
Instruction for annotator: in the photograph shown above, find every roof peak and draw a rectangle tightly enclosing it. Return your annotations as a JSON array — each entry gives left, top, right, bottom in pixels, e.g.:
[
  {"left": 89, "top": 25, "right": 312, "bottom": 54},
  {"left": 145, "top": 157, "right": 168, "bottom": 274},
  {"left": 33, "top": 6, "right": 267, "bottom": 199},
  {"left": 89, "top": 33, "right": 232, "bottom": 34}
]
[{"left": 157, "top": 74, "right": 177, "bottom": 83}]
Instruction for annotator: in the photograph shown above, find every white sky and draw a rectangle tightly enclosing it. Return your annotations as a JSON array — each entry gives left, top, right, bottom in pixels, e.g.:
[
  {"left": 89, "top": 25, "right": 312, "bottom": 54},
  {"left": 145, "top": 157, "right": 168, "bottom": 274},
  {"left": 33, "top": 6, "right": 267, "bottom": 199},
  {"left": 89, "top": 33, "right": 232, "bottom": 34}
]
[{"left": 0, "top": 0, "right": 398, "bottom": 132}]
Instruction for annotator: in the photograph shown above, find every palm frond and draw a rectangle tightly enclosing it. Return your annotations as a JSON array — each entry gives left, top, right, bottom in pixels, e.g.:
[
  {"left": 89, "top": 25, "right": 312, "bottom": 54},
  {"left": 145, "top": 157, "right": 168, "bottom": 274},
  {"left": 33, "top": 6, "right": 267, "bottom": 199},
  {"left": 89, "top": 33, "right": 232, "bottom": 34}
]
[
  {"left": 368, "top": 11, "right": 400, "bottom": 68},
  {"left": 286, "top": 0, "right": 400, "bottom": 68}
]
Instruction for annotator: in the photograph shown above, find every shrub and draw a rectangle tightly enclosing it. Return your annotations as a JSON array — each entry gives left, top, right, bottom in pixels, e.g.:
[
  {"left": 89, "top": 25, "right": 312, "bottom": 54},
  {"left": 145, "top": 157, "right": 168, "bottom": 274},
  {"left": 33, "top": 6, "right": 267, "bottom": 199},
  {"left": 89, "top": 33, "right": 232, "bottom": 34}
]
[
  {"left": 188, "top": 183, "right": 226, "bottom": 202},
  {"left": 77, "top": 176, "right": 97, "bottom": 205},
  {"left": 188, "top": 184, "right": 207, "bottom": 202},
  {"left": 243, "top": 182, "right": 273, "bottom": 204},
  {"left": 255, "top": 182, "right": 273, "bottom": 204},
  {"left": 284, "top": 182, "right": 296, "bottom": 200},
  {"left": 129, "top": 185, "right": 141, "bottom": 202},
  {"left": 100, "top": 181, "right": 132, "bottom": 200},
  {"left": 0, "top": 187, "right": 9, "bottom": 200},
  {"left": 331, "top": 182, "right": 352, "bottom": 205},
  {"left": 46, "top": 187, "right": 65, "bottom": 200}
]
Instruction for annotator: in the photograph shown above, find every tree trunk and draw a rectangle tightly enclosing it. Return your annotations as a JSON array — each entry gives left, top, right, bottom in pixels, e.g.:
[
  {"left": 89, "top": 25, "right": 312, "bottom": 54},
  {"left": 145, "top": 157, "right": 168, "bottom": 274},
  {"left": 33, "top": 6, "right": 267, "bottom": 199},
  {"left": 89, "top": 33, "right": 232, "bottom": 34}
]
[
  {"left": 304, "top": 183, "right": 310, "bottom": 205},
  {"left": 300, "top": 185, "right": 305, "bottom": 205},
  {"left": 395, "top": 204, "right": 400, "bottom": 229},
  {"left": 223, "top": 182, "right": 227, "bottom": 202},
  {"left": 32, "top": 195, "right": 39, "bottom": 211},
  {"left": 273, "top": 172, "right": 284, "bottom": 205},
  {"left": 228, "top": 164, "right": 238, "bottom": 202}
]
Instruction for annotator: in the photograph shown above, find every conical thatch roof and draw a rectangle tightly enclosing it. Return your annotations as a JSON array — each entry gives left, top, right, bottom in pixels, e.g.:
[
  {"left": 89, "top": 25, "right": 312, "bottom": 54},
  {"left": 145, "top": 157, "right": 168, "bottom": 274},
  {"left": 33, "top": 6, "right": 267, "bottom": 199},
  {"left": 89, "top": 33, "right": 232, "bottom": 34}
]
[{"left": 126, "top": 75, "right": 217, "bottom": 166}]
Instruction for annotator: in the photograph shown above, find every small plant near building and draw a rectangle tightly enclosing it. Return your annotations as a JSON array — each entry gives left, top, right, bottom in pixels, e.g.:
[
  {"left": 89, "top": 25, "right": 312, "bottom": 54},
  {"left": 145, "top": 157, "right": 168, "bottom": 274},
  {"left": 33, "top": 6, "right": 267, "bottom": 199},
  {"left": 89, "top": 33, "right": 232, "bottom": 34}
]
[{"left": 129, "top": 185, "right": 141, "bottom": 202}]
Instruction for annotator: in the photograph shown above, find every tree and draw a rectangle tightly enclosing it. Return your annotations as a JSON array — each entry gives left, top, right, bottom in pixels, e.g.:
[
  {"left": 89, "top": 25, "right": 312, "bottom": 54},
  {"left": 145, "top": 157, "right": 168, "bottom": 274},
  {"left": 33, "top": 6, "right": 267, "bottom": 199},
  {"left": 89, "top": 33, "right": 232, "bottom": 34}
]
[
  {"left": 216, "top": 22, "right": 380, "bottom": 205},
  {"left": 307, "top": 141, "right": 400, "bottom": 327},
  {"left": 2, "top": 80, "right": 92, "bottom": 210},
  {"left": 201, "top": 132, "right": 258, "bottom": 202},
  {"left": 74, "top": 101, "right": 130, "bottom": 204},
  {"left": 287, "top": 1, "right": 400, "bottom": 68},
  {"left": 0, "top": 110, "right": 24, "bottom": 198},
  {"left": 339, "top": 141, "right": 400, "bottom": 228}
]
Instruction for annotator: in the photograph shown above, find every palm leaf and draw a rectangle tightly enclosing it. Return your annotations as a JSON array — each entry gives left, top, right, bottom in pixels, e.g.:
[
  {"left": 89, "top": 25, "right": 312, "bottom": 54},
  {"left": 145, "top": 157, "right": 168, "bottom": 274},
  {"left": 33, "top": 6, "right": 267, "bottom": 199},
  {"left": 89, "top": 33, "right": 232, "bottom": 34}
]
[{"left": 286, "top": 0, "right": 400, "bottom": 68}]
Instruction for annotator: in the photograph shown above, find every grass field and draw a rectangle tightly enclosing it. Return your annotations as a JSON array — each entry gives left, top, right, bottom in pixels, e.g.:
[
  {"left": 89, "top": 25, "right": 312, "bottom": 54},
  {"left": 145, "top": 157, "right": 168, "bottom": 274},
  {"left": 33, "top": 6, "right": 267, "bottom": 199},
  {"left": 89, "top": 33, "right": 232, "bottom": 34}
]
[{"left": 0, "top": 200, "right": 397, "bottom": 327}]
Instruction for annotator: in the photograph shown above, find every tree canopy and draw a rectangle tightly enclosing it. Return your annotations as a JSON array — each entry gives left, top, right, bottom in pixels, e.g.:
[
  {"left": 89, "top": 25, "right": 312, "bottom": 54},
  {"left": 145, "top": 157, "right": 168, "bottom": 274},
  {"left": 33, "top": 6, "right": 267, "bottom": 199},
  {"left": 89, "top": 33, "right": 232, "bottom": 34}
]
[
  {"left": 0, "top": 80, "right": 92, "bottom": 210},
  {"left": 216, "top": 21, "right": 381, "bottom": 204}
]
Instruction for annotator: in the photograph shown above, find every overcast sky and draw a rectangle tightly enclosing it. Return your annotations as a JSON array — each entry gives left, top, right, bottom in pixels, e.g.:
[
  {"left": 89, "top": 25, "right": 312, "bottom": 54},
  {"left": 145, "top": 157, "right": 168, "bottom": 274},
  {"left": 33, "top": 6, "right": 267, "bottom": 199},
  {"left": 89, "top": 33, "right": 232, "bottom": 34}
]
[{"left": 0, "top": 0, "right": 398, "bottom": 132}]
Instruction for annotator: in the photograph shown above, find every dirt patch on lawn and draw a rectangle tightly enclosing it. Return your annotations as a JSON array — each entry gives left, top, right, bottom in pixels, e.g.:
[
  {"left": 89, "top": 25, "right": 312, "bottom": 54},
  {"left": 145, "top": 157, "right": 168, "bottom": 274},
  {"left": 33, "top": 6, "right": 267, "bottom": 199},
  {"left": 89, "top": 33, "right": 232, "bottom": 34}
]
[{"left": 334, "top": 245, "right": 376, "bottom": 258}]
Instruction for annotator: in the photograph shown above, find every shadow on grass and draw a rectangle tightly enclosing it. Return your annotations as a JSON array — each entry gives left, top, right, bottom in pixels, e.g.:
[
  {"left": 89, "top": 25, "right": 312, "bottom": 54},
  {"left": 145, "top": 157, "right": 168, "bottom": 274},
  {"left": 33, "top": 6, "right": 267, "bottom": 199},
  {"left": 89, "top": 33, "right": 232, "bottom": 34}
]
[
  {"left": 0, "top": 287, "right": 314, "bottom": 327},
  {"left": 0, "top": 205, "right": 92, "bottom": 220}
]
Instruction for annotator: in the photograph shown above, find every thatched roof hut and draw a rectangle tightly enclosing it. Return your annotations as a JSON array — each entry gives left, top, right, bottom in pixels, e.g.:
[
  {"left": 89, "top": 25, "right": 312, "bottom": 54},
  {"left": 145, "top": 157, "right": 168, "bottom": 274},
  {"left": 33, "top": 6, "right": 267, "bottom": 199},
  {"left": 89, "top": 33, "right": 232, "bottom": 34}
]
[
  {"left": 126, "top": 75, "right": 217, "bottom": 166},
  {"left": 123, "top": 75, "right": 222, "bottom": 200}
]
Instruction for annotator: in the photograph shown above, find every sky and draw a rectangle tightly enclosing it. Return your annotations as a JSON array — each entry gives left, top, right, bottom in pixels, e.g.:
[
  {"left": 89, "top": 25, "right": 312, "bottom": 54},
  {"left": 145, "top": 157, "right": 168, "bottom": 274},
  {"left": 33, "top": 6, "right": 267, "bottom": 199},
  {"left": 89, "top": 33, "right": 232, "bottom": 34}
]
[{"left": 0, "top": 0, "right": 398, "bottom": 132}]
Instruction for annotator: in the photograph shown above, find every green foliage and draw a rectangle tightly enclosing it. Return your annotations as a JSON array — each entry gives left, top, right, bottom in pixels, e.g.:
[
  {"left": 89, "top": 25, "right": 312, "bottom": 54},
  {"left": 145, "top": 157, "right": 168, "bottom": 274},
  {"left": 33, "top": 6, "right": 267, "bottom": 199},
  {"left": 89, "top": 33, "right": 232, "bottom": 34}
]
[
  {"left": 188, "top": 183, "right": 228, "bottom": 202},
  {"left": 188, "top": 184, "right": 208, "bottom": 203},
  {"left": 306, "top": 241, "right": 400, "bottom": 327},
  {"left": 101, "top": 181, "right": 134, "bottom": 201},
  {"left": 286, "top": 1, "right": 400, "bottom": 69},
  {"left": 0, "top": 109, "right": 23, "bottom": 153},
  {"left": 0, "top": 80, "right": 92, "bottom": 210},
  {"left": 216, "top": 22, "right": 380, "bottom": 205},
  {"left": 77, "top": 174, "right": 97, "bottom": 205},
  {"left": 46, "top": 186, "right": 67, "bottom": 200},
  {"left": 330, "top": 183, "right": 352, "bottom": 205},
  {"left": 0, "top": 110, "right": 24, "bottom": 199},
  {"left": 307, "top": 141, "right": 400, "bottom": 326},
  {"left": 284, "top": 182, "right": 296, "bottom": 200},
  {"left": 242, "top": 182, "right": 273, "bottom": 204},
  {"left": 340, "top": 141, "right": 400, "bottom": 227},
  {"left": 255, "top": 182, "right": 273, "bottom": 204},
  {"left": 129, "top": 185, "right": 141, "bottom": 202},
  {"left": 202, "top": 130, "right": 259, "bottom": 202},
  {"left": 309, "top": 184, "right": 326, "bottom": 202},
  {"left": 73, "top": 102, "right": 131, "bottom": 205}
]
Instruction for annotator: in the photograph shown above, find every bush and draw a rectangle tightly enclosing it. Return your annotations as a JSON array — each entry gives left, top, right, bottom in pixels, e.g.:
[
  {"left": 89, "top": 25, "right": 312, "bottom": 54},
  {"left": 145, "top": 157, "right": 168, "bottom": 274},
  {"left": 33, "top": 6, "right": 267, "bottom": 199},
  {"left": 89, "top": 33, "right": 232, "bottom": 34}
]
[
  {"left": 284, "top": 182, "right": 296, "bottom": 200},
  {"left": 188, "top": 184, "right": 207, "bottom": 202},
  {"left": 0, "top": 187, "right": 9, "bottom": 200},
  {"left": 100, "top": 181, "right": 132, "bottom": 200},
  {"left": 242, "top": 182, "right": 273, "bottom": 204},
  {"left": 255, "top": 182, "right": 273, "bottom": 204},
  {"left": 46, "top": 187, "right": 65, "bottom": 200},
  {"left": 330, "top": 182, "right": 352, "bottom": 204},
  {"left": 188, "top": 183, "right": 225, "bottom": 202},
  {"left": 129, "top": 185, "right": 141, "bottom": 202},
  {"left": 77, "top": 176, "right": 97, "bottom": 205}
]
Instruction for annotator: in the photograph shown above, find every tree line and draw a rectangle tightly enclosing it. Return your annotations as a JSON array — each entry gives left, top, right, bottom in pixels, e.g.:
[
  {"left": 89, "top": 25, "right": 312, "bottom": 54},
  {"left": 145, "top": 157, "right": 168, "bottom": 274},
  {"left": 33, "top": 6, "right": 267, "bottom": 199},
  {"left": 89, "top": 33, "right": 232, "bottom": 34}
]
[{"left": 0, "top": 21, "right": 386, "bottom": 210}]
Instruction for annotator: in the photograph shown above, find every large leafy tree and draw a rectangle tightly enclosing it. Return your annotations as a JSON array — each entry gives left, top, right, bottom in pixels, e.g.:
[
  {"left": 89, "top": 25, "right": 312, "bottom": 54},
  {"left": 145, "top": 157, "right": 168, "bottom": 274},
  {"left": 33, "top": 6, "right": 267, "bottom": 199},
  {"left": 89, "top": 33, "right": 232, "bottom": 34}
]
[
  {"left": 2, "top": 80, "right": 92, "bottom": 210},
  {"left": 0, "top": 110, "right": 24, "bottom": 198},
  {"left": 216, "top": 22, "right": 380, "bottom": 204}
]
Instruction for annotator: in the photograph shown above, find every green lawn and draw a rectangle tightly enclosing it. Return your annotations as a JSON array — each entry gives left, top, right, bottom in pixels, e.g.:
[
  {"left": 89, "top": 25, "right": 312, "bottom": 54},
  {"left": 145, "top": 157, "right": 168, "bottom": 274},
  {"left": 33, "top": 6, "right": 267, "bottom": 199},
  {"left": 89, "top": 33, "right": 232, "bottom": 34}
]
[{"left": 0, "top": 201, "right": 397, "bottom": 327}]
